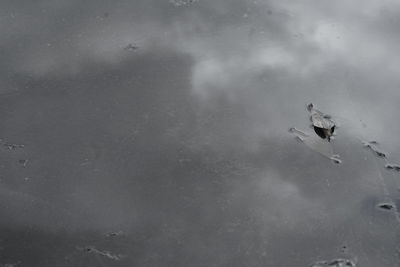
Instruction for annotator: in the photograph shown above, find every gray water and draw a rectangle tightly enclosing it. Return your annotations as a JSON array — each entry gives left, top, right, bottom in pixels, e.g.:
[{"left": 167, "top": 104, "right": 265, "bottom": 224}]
[{"left": 0, "top": 1, "right": 399, "bottom": 266}]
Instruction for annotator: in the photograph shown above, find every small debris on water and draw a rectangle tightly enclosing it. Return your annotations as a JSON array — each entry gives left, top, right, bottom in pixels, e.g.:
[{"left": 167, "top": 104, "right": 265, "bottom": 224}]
[
  {"left": 377, "top": 202, "right": 395, "bottom": 211},
  {"left": 0, "top": 262, "right": 21, "bottom": 267},
  {"left": 124, "top": 43, "right": 138, "bottom": 51},
  {"left": 80, "top": 159, "right": 90, "bottom": 166},
  {"left": 307, "top": 103, "right": 336, "bottom": 142},
  {"left": 373, "top": 150, "right": 385, "bottom": 158},
  {"left": 18, "top": 159, "right": 28, "bottom": 167},
  {"left": 77, "top": 246, "right": 124, "bottom": 261},
  {"left": 330, "top": 155, "right": 342, "bottom": 164},
  {"left": 95, "top": 12, "right": 110, "bottom": 20},
  {"left": 3, "top": 143, "right": 24, "bottom": 150},
  {"left": 105, "top": 231, "right": 124, "bottom": 237},
  {"left": 169, "top": 0, "right": 198, "bottom": 7},
  {"left": 385, "top": 163, "right": 400, "bottom": 171},
  {"left": 362, "top": 141, "right": 386, "bottom": 158},
  {"left": 311, "top": 258, "right": 356, "bottom": 267}
]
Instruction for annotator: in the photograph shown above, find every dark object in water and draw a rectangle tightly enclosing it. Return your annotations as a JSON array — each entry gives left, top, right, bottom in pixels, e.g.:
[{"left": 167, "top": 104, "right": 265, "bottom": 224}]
[
  {"left": 314, "top": 126, "right": 328, "bottom": 140},
  {"left": 308, "top": 103, "right": 336, "bottom": 141},
  {"left": 124, "top": 43, "right": 138, "bottom": 51},
  {"left": 385, "top": 163, "right": 400, "bottom": 171},
  {"left": 313, "top": 125, "right": 335, "bottom": 142},
  {"left": 313, "top": 126, "right": 326, "bottom": 139},
  {"left": 377, "top": 202, "right": 395, "bottom": 211},
  {"left": 374, "top": 150, "right": 386, "bottom": 158}
]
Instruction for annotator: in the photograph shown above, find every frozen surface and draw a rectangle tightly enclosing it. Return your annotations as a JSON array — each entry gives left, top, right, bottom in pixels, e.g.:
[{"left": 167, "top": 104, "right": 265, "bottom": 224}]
[{"left": 0, "top": 0, "right": 400, "bottom": 266}]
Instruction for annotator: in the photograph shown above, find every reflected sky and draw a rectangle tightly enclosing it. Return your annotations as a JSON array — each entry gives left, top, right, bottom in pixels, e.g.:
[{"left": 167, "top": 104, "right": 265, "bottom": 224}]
[{"left": 0, "top": 0, "right": 400, "bottom": 266}]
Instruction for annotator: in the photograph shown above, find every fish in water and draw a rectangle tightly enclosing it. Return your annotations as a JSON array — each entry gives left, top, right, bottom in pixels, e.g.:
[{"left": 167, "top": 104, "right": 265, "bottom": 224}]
[{"left": 307, "top": 103, "right": 336, "bottom": 142}]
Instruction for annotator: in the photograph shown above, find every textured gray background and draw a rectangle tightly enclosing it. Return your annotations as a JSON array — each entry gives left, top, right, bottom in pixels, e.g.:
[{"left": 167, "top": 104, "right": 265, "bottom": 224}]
[{"left": 0, "top": 0, "right": 399, "bottom": 266}]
